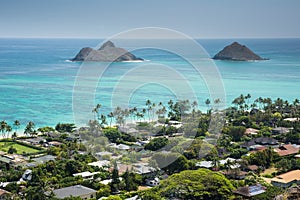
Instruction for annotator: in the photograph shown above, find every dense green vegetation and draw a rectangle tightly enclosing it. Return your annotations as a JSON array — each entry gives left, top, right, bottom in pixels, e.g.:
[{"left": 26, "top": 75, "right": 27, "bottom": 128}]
[
  {"left": 140, "top": 169, "right": 235, "bottom": 199},
  {"left": 0, "top": 95, "right": 299, "bottom": 199}
]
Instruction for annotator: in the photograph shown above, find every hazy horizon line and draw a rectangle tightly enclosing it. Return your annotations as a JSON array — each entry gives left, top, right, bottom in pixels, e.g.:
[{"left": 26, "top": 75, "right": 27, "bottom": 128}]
[{"left": 0, "top": 36, "right": 300, "bottom": 40}]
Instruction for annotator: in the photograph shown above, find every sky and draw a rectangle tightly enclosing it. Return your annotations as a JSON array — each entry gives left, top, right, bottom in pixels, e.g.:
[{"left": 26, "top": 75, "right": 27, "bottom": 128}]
[{"left": 0, "top": 0, "right": 300, "bottom": 39}]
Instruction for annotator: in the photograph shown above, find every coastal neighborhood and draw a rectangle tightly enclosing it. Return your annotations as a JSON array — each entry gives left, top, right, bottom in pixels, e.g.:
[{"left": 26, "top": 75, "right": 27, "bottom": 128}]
[
  {"left": 0, "top": 96, "right": 299, "bottom": 199},
  {"left": 1, "top": 1, "right": 300, "bottom": 199}
]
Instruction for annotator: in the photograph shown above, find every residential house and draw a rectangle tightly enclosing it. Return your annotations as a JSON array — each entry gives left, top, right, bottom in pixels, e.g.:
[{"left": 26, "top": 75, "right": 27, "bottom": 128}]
[
  {"left": 113, "top": 163, "right": 134, "bottom": 175},
  {"left": 118, "top": 126, "right": 138, "bottom": 135},
  {"left": 88, "top": 160, "right": 111, "bottom": 168},
  {"left": 109, "top": 143, "right": 130, "bottom": 151},
  {"left": 196, "top": 158, "right": 240, "bottom": 169},
  {"left": 19, "top": 169, "right": 32, "bottom": 182},
  {"left": 95, "top": 151, "right": 113, "bottom": 160},
  {"left": 48, "top": 141, "right": 62, "bottom": 147},
  {"left": 73, "top": 171, "right": 100, "bottom": 180},
  {"left": 274, "top": 144, "right": 299, "bottom": 157},
  {"left": 219, "top": 158, "right": 240, "bottom": 169},
  {"left": 130, "top": 144, "right": 144, "bottom": 152},
  {"left": 196, "top": 161, "right": 213, "bottom": 168},
  {"left": 0, "top": 154, "right": 27, "bottom": 169},
  {"left": 52, "top": 185, "right": 97, "bottom": 199},
  {"left": 241, "top": 137, "right": 278, "bottom": 150},
  {"left": 246, "top": 165, "right": 259, "bottom": 172},
  {"left": 133, "top": 163, "right": 156, "bottom": 176},
  {"left": 21, "top": 137, "right": 46, "bottom": 146},
  {"left": 272, "top": 127, "right": 292, "bottom": 134},
  {"left": 244, "top": 128, "right": 259, "bottom": 136},
  {"left": 32, "top": 155, "right": 56, "bottom": 164},
  {"left": 284, "top": 118, "right": 299, "bottom": 122},
  {"left": 168, "top": 120, "right": 183, "bottom": 129},
  {"left": 146, "top": 177, "right": 160, "bottom": 187},
  {"left": 282, "top": 185, "right": 300, "bottom": 199},
  {"left": 223, "top": 170, "right": 248, "bottom": 180},
  {"left": 271, "top": 170, "right": 300, "bottom": 188},
  {"left": 234, "top": 184, "right": 266, "bottom": 198},
  {"left": 100, "top": 178, "right": 123, "bottom": 185}
]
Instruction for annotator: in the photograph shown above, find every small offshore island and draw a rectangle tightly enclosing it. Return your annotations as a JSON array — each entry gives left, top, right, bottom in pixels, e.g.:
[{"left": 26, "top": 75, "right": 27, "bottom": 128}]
[
  {"left": 71, "top": 41, "right": 144, "bottom": 62},
  {"left": 213, "top": 42, "right": 267, "bottom": 61}
]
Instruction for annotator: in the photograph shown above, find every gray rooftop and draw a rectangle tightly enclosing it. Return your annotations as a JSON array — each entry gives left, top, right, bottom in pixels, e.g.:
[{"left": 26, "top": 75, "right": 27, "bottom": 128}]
[
  {"left": 53, "top": 185, "right": 96, "bottom": 199},
  {"left": 32, "top": 155, "right": 56, "bottom": 164}
]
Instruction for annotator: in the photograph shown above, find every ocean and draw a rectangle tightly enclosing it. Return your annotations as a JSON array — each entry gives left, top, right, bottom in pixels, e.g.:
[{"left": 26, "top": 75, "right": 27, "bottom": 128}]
[{"left": 0, "top": 38, "right": 299, "bottom": 130}]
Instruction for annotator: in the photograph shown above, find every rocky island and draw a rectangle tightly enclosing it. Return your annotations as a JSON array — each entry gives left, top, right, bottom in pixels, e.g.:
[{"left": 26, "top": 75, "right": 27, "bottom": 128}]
[
  {"left": 213, "top": 42, "right": 266, "bottom": 61},
  {"left": 71, "top": 41, "right": 143, "bottom": 62}
]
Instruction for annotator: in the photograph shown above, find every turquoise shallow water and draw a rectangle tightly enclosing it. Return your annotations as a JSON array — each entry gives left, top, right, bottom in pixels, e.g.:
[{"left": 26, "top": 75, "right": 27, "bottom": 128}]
[{"left": 0, "top": 38, "right": 299, "bottom": 129}]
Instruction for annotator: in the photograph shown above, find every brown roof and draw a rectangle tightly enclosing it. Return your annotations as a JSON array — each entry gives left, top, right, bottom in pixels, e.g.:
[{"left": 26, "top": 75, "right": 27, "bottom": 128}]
[
  {"left": 249, "top": 146, "right": 267, "bottom": 154},
  {"left": 274, "top": 144, "right": 299, "bottom": 157},
  {"left": 223, "top": 170, "right": 248, "bottom": 176},
  {"left": 271, "top": 170, "right": 300, "bottom": 184},
  {"left": 245, "top": 128, "right": 259, "bottom": 135},
  {"left": 248, "top": 165, "right": 259, "bottom": 171},
  {"left": 109, "top": 163, "right": 134, "bottom": 175}
]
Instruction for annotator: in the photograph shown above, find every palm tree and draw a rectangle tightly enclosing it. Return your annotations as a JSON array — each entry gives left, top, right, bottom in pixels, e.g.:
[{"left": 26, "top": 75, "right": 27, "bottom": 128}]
[
  {"left": 214, "top": 98, "right": 221, "bottom": 110},
  {"left": 210, "top": 147, "right": 220, "bottom": 171},
  {"left": 107, "top": 112, "right": 114, "bottom": 127},
  {"left": 146, "top": 100, "right": 152, "bottom": 122},
  {"left": 24, "top": 121, "right": 35, "bottom": 137},
  {"left": 151, "top": 102, "right": 156, "bottom": 121},
  {"left": 224, "top": 159, "right": 233, "bottom": 174},
  {"left": 100, "top": 114, "right": 107, "bottom": 128},
  {"left": 0, "top": 120, "right": 7, "bottom": 138},
  {"left": 11, "top": 132, "right": 17, "bottom": 141},
  {"left": 293, "top": 99, "right": 299, "bottom": 119},
  {"left": 13, "top": 120, "right": 20, "bottom": 133},
  {"left": 123, "top": 108, "right": 130, "bottom": 123},
  {"left": 136, "top": 112, "right": 144, "bottom": 123},
  {"left": 142, "top": 108, "right": 147, "bottom": 122},
  {"left": 245, "top": 93, "right": 251, "bottom": 108},
  {"left": 92, "top": 103, "right": 101, "bottom": 120},
  {"left": 205, "top": 98, "right": 211, "bottom": 113},
  {"left": 5, "top": 125, "right": 12, "bottom": 139}
]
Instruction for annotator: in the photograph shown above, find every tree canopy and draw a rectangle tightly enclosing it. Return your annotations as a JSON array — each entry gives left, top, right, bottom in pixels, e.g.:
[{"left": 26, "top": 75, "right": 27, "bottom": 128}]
[{"left": 156, "top": 169, "right": 235, "bottom": 200}]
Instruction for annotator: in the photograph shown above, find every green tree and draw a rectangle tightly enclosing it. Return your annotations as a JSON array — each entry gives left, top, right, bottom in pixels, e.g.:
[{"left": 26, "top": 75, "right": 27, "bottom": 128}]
[
  {"left": 123, "top": 169, "right": 138, "bottom": 191},
  {"left": 0, "top": 120, "right": 8, "bottom": 138},
  {"left": 37, "top": 126, "right": 55, "bottom": 133},
  {"left": 158, "top": 169, "right": 235, "bottom": 199},
  {"left": 24, "top": 121, "right": 35, "bottom": 136},
  {"left": 13, "top": 120, "right": 20, "bottom": 133},
  {"left": 144, "top": 137, "right": 169, "bottom": 151},
  {"left": 205, "top": 98, "right": 211, "bottom": 113},
  {"left": 5, "top": 124, "right": 12, "bottom": 138},
  {"left": 110, "top": 162, "right": 120, "bottom": 194},
  {"left": 107, "top": 112, "right": 114, "bottom": 127},
  {"left": 55, "top": 123, "right": 76, "bottom": 133},
  {"left": 103, "top": 127, "right": 121, "bottom": 143},
  {"left": 8, "top": 146, "right": 17, "bottom": 154},
  {"left": 222, "top": 126, "right": 246, "bottom": 142},
  {"left": 92, "top": 103, "right": 102, "bottom": 120}
]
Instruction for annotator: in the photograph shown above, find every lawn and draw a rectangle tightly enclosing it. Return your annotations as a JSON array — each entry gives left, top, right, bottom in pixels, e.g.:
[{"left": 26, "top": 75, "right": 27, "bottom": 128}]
[
  {"left": 261, "top": 167, "right": 277, "bottom": 176},
  {"left": 0, "top": 141, "right": 40, "bottom": 154}
]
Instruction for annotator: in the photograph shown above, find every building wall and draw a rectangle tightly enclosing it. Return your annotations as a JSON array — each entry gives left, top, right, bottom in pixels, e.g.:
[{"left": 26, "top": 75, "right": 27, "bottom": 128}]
[
  {"left": 79, "top": 192, "right": 97, "bottom": 199},
  {"left": 271, "top": 180, "right": 300, "bottom": 188}
]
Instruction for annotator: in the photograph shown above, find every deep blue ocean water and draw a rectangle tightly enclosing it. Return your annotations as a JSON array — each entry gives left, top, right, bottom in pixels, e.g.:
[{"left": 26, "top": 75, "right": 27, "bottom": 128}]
[{"left": 0, "top": 38, "right": 299, "bottom": 130}]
